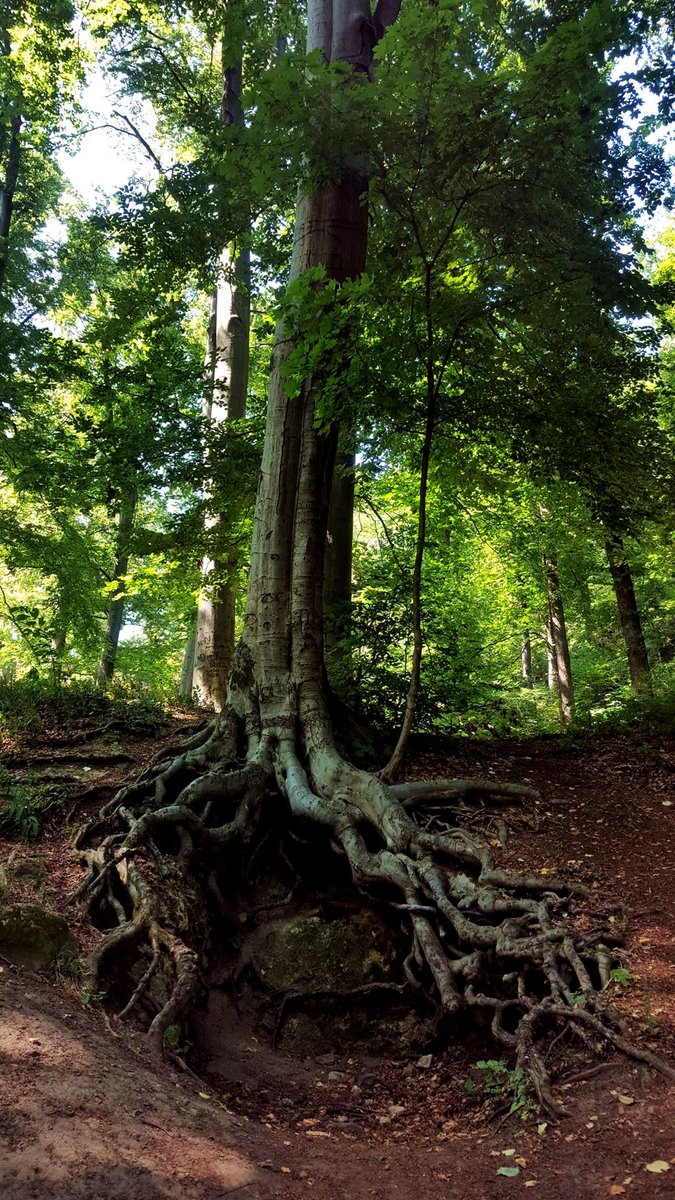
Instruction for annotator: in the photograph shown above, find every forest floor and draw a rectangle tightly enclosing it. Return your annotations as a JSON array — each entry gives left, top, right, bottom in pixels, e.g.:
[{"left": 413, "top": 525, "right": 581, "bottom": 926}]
[{"left": 0, "top": 711, "right": 674, "bottom": 1200}]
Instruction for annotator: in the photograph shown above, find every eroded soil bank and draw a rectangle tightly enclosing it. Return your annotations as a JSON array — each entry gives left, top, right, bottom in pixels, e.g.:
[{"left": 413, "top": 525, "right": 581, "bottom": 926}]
[{"left": 1, "top": 719, "right": 673, "bottom": 1199}]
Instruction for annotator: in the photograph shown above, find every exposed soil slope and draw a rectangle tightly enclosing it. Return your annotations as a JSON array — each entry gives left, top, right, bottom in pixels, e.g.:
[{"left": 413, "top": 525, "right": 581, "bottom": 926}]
[{"left": 0, "top": 717, "right": 673, "bottom": 1200}]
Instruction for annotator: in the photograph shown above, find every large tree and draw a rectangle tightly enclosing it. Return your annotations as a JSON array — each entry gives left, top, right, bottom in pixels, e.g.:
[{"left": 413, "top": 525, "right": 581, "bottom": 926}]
[{"left": 76, "top": 0, "right": 675, "bottom": 1110}]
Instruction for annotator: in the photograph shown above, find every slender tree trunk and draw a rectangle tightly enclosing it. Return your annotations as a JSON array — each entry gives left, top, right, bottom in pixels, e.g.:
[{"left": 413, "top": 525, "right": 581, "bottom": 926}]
[
  {"left": 192, "top": 58, "right": 250, "bottom": 710},
  {"left": 381, "top": 262, "right": 436, "bottom": 782},
  {"left": 521, "top": 630, "right": 533, "bottom": 686},
  {"left": 0, "top": 111, "right": 21, "bottom": 298},
  {"left": 324, "top": 445, "right": 355, "bottom": 688},
  {"left": 544, "top": 557, "right": 573, "bottom": 726},
  {"left": 546, "top": 605, "right": 559, "bottom": 692},
  {"left": 97, "top": 484, "right": 137, "bottom": 686},
  {"left": 179, "top": 620, "right": 197, "bottom": 701},
  {"left": 605, "top": 534, "right": 651, "bottom": 697}
]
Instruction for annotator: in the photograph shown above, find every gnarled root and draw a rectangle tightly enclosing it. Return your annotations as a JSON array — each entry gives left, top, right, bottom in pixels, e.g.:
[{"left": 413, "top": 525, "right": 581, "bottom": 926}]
[{"left": 74, "top": 705, "right": 674, "bottom": 1109}]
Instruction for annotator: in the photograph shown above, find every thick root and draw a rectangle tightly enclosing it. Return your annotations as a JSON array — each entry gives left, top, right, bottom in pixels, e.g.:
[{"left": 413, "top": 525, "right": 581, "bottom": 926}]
[{"left": 75, "top": 710, "right": 673, "bottom": 1110}]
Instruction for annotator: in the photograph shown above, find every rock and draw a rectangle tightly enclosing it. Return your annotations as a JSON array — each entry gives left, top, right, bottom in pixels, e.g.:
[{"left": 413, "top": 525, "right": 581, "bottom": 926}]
[
  {"left": 351, "top": 1085, "right": 363, "bottom": 1097},
  {"left": 328, "top": 1071, "right": 346, "bottom": 1082},
  {"left": 417, "top": 1054, "right": 433, "bottom": 1069},
  {"left": 249, "top": 909, "right": 399, "bottom": 993},
  {"left": 245, "top": 905, "right": 436, "bottom": 1057},
  {"left": 388, "top": 1105, "right": 406, "bottom": 1118},
  {"left": 0, "top": 904, "right": 78, "bottom": 971}
]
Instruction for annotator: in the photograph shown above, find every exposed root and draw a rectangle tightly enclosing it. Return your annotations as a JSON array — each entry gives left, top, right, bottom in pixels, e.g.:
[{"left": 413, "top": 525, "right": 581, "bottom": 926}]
[
  {"left": 74, "top": 703, "right": 674, "bottom": 1111},
  {"left": 391, "top": 778, "right": 541, "bottom": 808}
]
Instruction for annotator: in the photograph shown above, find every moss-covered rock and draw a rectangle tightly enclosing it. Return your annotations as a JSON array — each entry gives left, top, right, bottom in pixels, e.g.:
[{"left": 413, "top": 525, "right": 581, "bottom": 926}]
[
  {"left": 0, "top": 904, "right": 78, "bottom": 971},
  {"left": 250, "top": 909, "right": 399, "bottom": 992},
  {"left": 246, "top": 907, "right": 435, "bottom": 1057}
]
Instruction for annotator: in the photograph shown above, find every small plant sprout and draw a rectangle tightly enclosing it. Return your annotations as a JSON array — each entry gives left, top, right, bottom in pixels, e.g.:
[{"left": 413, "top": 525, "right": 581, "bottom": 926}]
[{"left": 473, "top": 1060, "right": 533, "bottom": 1118}]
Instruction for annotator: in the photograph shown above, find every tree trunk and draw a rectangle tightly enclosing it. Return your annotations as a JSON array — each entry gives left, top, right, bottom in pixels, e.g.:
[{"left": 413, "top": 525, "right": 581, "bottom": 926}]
[
  {"left": 546, "top": 606, "right": 558, "bottom": 693},
  {"left": 544, "top": 557, "right": 573, "bottom": 726},
  {"left": 521, "top": 630, "right": 532, "bottom": 686},
  {"left": 605, "top": 534, "right": 651, "bottom": 697},
  {"left": 324, "top": 446, "right": 355, "bottom": 689},
  {"left": 179, "top": 620, "right": 197, "bottom": 701},
  {"left": 192, "top": 56, "right": 250, "bottom": 711},
  {"left": 96, "top": 484, "right": 137, "bottom": 686},
  {"left": 0, "top": 112, "right": 21, "bottom": 299}
]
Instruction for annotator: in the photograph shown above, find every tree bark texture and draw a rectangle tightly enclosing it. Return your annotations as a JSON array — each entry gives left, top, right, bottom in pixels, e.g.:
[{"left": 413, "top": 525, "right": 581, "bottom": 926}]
[
  {"left": 96, "top": 484, "right": 137, "bottom": 686},
  {"left": 605, "top": 535, "right": 651, "bottom": 697},
  {"left": 545, "top": 557, "right": 574, "bottom": 726}
]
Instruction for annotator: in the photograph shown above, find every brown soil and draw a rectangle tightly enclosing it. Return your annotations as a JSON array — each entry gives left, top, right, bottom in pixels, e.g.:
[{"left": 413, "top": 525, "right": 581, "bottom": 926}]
[{"left": 1, "top": 717, "right": 674, "bottom": 1200}]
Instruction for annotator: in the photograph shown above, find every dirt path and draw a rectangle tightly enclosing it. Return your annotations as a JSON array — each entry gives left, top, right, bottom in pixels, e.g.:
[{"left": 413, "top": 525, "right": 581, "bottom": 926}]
[{"left": 1, "top": 722, "right": 674, "bottom": 1199}]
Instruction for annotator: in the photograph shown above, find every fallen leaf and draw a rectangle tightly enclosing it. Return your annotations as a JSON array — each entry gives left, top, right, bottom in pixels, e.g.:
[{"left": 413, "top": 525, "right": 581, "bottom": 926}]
[
  {"left": 524, "top": 1182, "right": 538, "bottom": 1189},
  {"left": 662, "top": 800, "right": 672, "bottom": 807},
  {"left": 645, "top": 1161, "right": 670, "bottom": 1174},
  {"left": 609, "top": 1188, "right": 625, "bottom": 1196},
  {"left": 516, "top": 1158, "right": 527, "bottom": 1167},
  {"left": 198, "top": 1092, "right": 210, "bottom": 1100},
  {"left": 618, "top": 1095, "right": 635, "bottom": 1106},
  {"left": 281, "top": 1167, "right": 291, "bottom": 1174},
  {"left": 536, "top": 1123, "right": 548, "bottom": 1136},
  {"left": 502, "top": 1148, "right": 516, "bottom": 1156},
  {"left": 496, "top": 1166, "right": 520, "bottom": 1177}
]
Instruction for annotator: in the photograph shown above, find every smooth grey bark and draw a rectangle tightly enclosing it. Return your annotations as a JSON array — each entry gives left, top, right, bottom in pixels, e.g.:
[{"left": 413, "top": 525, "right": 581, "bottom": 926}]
[
  {"left": 605, "top": 534, "right": 651, "bottom": 697},
  {"left": 192, "top": 58, "right": 250, "bottom": 711},
  {"left": 96, "top": 484, "right": 137, "bottom": 686},
  {"left": 544, "top": 557, "right": 573, "bottom": 726},
  {"left": 521, "top": 630, "right": 533, "bottom": 686},
  {"left": 179, "top": 620, "right": 197, "bottom": 701},
  {"left": 239, "top": 0, "right": 396, "bottom": 744}
]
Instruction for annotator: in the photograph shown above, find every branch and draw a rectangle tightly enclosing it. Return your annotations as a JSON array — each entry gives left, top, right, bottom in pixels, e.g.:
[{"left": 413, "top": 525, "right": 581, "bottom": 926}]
[{"left": 111, "top": 111, "right": 164, "bottom": 173}]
